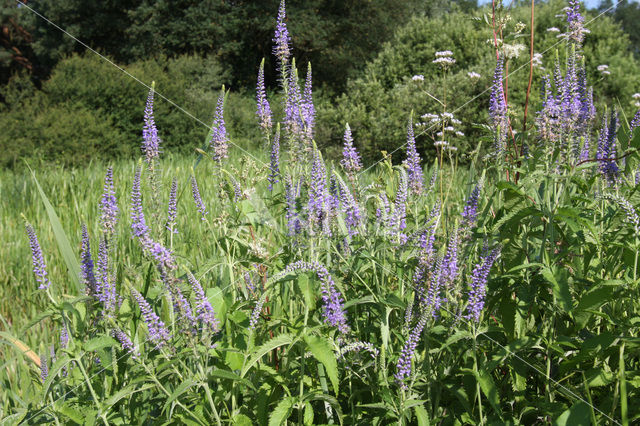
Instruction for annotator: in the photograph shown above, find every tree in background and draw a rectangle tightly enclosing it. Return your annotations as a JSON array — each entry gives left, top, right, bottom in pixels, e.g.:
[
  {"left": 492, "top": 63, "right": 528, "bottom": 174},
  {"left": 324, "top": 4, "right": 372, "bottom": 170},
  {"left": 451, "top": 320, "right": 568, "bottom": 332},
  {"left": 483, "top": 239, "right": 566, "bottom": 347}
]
[{"left": 597, "top": 0, "right": 640, "bottom": 57}]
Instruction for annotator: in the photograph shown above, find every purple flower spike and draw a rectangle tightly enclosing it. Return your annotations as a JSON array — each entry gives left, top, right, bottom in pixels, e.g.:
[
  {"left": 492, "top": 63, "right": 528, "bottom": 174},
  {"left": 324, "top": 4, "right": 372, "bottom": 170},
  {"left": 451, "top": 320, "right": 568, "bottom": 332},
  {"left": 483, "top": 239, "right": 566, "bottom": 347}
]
[
  {"left": 440, "top": 231, "right": 460, "bottom": 288},
  {"left": 130, "top": 167, "right": 149, "bottom": 239},
  {"left": 142, "top": 87, "right": 161, "bottom": 165},
  {"left": 565, "top": 0, "right": 585, "bottom": 47},
  {"left": 597, "top": 110, "right": 619, "bottom": 184},
  {"left": 395, "top": 313, "right": 427, "bottom": 387},
  {"left": 60, "top": 323, "right": 69, "bottom": 349},
  {"left": 462, "top": 183, "right": 482, "bottom": 226},
  {"left": 467, "top": 248, "right": 501, "bottom": 322},
  {"left": 273, "top": 0, "right": 291, "bottom": 70},
  {"left": 256, "top": 60, "right": 272, "bottom": 133},
  {"left": 191, "top": 176, "right": 208, "bottom": 220},
  {"left": 249, "top": 296, "right": 266, "bottom": 330},
  {"left": 404, "top": 117, "right": 423, "bottom": 194},
  {"left": 302, "top": 63, "right": 315, "bottom": 142},
  {"left": 489, "top": 58, "right": 508, "bottom": 156},
  {"left": 132, "top": 288, "right": 171, "bottom": 348},
  {"left": 340, "top": 124, "right": 362, "bottom": 175},
  {"left": 40, "top": 354, "right": 48, "bottom": 383},
  {"left": 630, "top": 110, "right": 640, "bottom": 136},
  {"left": 285, "top": 176, "right": 302, "bottom": 237},
  {"left": 166, "top": 177, "right": 178, "bottom": 233},
  {"left": 187, "top": 272, "right": 220, "bottom": 334},
  {"left": 113, "top": 328, "right": 140, "bottom": 359},
  {"left": 80, "top": 225, "right": 97, "bottom": 297},
  {"left": 26, "top": 224, "right": 50, "bottom": 290},
  {"left": 210, "top": 91, "right": 228, "bottom": 163},
  {"left": 307, "top": 151, "right": 329, "bottom": 233},
  {"left": 96, "top": 238, "right": 117, "bottom": 317},
  {"left": 278, "top": 261, "right": 349, "bottom": 333},
  {"left": 268, "top": 125, "right": 281, "bottom": 191},
  {"left": 100, "top": 167, "right": 119, "bottom": 235},
  {"left": 285, "top": 65, "right": 304, "bottom": 148},
  {"left": 388, "top": 172, "right": 408, "bottom": 242}
]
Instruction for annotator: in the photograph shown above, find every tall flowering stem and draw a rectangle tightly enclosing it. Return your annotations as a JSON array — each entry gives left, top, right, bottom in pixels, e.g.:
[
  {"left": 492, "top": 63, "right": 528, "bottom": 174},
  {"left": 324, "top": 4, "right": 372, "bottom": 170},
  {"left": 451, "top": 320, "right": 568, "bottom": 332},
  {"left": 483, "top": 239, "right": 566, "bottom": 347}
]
[
  {"left": 132, "top": 288, "right": 171, "bottom": 348},
  {"left": 273, "top": 0, "right": 291, "bottom": 73},
  {"left": 489, "top": 58, "right": 508, "bottom": 158},
  {"left": 307, "top": 151, "right": 329, "bottom": 235},
  {"left": 404, "top": 117, "right": 423, "bottom": 194},
  {"left": 99, "top": 166, "right": 119, "bottom": 236},
  {"left": 341, "top": 123, "right": 362, "bottom": 186},
  {"left": 80, "top": 224, "right": 97, "bottom": 297},
  {"left": 166, "top": 177, "right": 178, "bottom": 234},
  {"left": 26, "top": 224, "right": 50, "bottom": 290},
  {"left": 191, "top": 176, "right": 208, "bottom": 220},
  {"left": 301, "top": 63, "right": 315, "bottom": 146},
  {"left": 187, "top": 272, "right": 220, "bottom": 335},
  {"left": 142, "top": 85, "right": 161, "bottom": 166},
  {"left": 395, "top": 313, "right": 427, "bottom": 388},
  {"left": 467, "top": 248, "right": 501, "bottom": 322},
  {"left": 210, "top": 90, "right": 228, "bottom": 163},
  {"left": 256, "top": 59, "right": 272, "bottom": 137}
]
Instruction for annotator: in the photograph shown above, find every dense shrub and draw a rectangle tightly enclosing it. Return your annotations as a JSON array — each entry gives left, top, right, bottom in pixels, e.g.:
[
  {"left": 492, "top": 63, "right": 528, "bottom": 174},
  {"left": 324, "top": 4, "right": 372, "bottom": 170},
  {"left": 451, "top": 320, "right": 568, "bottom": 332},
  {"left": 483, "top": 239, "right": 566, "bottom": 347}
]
[{"left": 0, "top": 53, "right": 270, "bottom": 167}]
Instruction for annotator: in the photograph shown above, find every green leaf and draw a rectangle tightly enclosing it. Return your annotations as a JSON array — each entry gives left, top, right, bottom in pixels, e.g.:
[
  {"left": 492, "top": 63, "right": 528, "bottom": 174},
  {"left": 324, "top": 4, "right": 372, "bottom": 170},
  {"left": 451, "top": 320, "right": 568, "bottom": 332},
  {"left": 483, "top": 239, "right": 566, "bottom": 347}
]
[
  {"left": 304, "top": 334, "right": 339, "bottom": 395},
  {"left": 209, "top": 369, "right": 256, "bottom": 391},
  {"left": 29, "top": 167, "right": 83, "bottom": 294},
  {"left": 242, "top": 334, "right": 295, "bottom": 377},
  {"left": 414, "top": 405, "right": 430, "bottom": 426},
  {"left": 541, "top": 267, "right": 572, "bottom": 313},
  {"left": 552, "top": 401, "right": 590, "bottom": 426},
  {"left": 105, "top": 383, "right": 154, "bottom": 409},
  {"left": 303, "top": 401, "right": 314, "bottom": 425},
  {"left": 84, "top": 336, "right": 117, "bottom": 352},
  {"left": 268, "top": 397, "right": 295, "bottom": 426},
  {"left": 162, "top": 379, "right": 197, "bottom": 413},
  {"left": 476, "top": 369, "right": 502, "bottom": 420}
]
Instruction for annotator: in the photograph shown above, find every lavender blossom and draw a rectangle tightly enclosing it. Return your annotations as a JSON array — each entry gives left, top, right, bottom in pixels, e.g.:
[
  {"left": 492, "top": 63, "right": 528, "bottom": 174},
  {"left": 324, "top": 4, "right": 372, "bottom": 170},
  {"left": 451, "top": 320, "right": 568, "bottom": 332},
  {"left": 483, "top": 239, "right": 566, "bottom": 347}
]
[
  {"left": 26, "top": 224, "right": 49, "bottom": 290},
  {"left": 256, "top": 59, "right": 272, "bottom": 133},
  {"left": 191, "top": 176, "right": 208, "bottom": 220},
  {"left": 404, "top": 117, "right": 423, "bottom": 194},
  {"left": 209, "top": 91, "right": 228, "bottom": 163},
  {"left": 395, "top": 312, "right": 427, "bottom": 387},
  {"left": 285, "top": 64, "right": 304, "bottom": 153},
  {"left": 273, "top": 0, "right": 291, "bottom": 70},
  {"left": 268, "top": 125, "right": 280, "bottom": 191},
  {"left": 40, "top": 354, "right": 48, "bottom": 383},
  {"left": 338, "top": 178, "right": 362, "bottom": 236},
  {"left": 489, "top": 58, "right": 508, "bottom": 156},
  {"left": 440, "top": 231, "right": 460, "bottom": 288},
  {"left": 597, "top": 110, "right": 619, "bottom": 184},
  {"left": 340, "top": 123, "right": 362, "bottom": 175},
  {"left": 130, "top": 167, "right": 149, "bottom": 239},
  {"left": 99, "top": 167, "right": 118, "bottom": 235},
  {"left": 278, "top": 261, "right": 349, "bottom": 333},
  {"left": 602, "top": 193, "right": 640, "bottom": 233},
  {"left": 187, "top": 272, "right": 220, "bottom": 334},
  {"left": 96, "top": 238, "right": 116, "bottom": 317},
  {"left": 166, "top": 177, "right": 178, "bottom": 233},
  {"left": 249, "top": 295, "right": 266, "bottom": 330},
  {"left": 147, "top": 241, "right": 176, "bottom": 270},
  {"left": 339, "top": 340, "right": 379, "bottom": 360},
  {"left": 80, "top": 225, "right": 97, "bottom": 297},
  {"left": 467, "top": 248, "right": 500, "bottom": 322},
  {"left": 132, "top": 288, "right": 171, "bottom": 348},
  {"left": 302, "top": 64, "right": 315, "bottom": 142},
  {"left": 565, "top": 0, "right": 586, "bottom": 47},
  {"left": 461, "top": 183, "right": 481, "bottom": 226},
  {"left": 113, "top": 328, "right": 140, "bottom": 359},
  {"left": 60, "top": 323, "right": 69, "bottom": 349},
  {"left": 142, "top": 87, "right": 161, "bottom": 165},
  {"left": 388, "top": 172, "right": 408, "bottom": 242}
]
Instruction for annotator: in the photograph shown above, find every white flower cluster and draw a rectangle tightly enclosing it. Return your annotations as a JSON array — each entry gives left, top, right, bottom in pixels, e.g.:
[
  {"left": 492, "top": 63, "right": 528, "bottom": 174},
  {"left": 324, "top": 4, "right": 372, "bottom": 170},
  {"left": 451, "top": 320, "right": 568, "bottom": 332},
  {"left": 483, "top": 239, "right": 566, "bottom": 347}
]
[
  {"left": 503, "top": 43, "right": 526, "bottom": 59},
  {"left": 467, "top": 71, "right": 481, "bottom": 80},
  {"left": 433, "top": 50, "right": 455, "bottom": 69},
  {"left": 633, "top": 93, "right": 640, "bottom": 108},
  {"left": 532, "top": 53, "right": 544, "bottom": 70},
  {"left": 546, "top": 27, "right": 560, "bottom": 32},
  {"left": 412, "top": 74, "right": 425, "bottom": 82},
  {"left": 597, "top": 64, "right": 611, "bottom": 76},
  {"left": 416, "top": 111, "right": 463, "bottom": 152}
]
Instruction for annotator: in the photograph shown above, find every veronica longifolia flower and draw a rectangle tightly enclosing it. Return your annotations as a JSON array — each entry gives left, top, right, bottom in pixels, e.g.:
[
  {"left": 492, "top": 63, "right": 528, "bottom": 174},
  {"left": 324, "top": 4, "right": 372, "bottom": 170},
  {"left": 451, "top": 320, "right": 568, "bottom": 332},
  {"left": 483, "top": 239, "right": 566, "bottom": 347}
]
[
  {"left": 130, "top": 167, "right": 149, "bottom": 239},
  {"left": 166, "top": 177, "right": 178, "bottom": 233},
  {"left": 340, "top": 123, "right": 362, "bottom": 176},
  {"left": 462, "top": 183, "right": 482, "bottom": 226},
  {"left": 210, "top": 92, "right": 228, "bottom": 163},
  {"left": 404, "top": 117, "right": 423, "bottom": 195},
  {"left": 40, "top": 354, "right": 48, "bottom": 383},
  {"left": 96, "top": 238, "right": 117, "bottom": 317},
  {"left": 395, "top": 312, "right": 427, "bottom": 388},
  {"left": 256, "top": 59, "right": 272, "bottom": 134},
  {"left": 132, "top": 288, "right": 171, "bottom": 348},
  {"left": 285, "top": 176, "right": 302, "bottom": 237},
  {"left": 597, "top": 110, "right": 619, "bottom": 184},
  {"left": 142, "top": 87, "right": 161, "bottom": 165},
  {"left": 489, "top": 58, "right": 508, "bottom": 156},
  {"left": 565, "top": 0, "right": 586, "bottom": 47},
  {"left": 387, "top": 172, "right": 408, "bottom": 242},
  {"left": 26, "top": 224, "right": 50, "bottom": 290},
  {"left": 80, "top": 225, "right": 97, "bottom": 297},
  {"left": 467, "top": 248, "right": 501, "bottom": 322},
  {"left": 273, "top": 0, "right": 291, "bottom": 71},
  {"left": 307, "top": 151, "right": 329, "bottom": 233},
  {"left": 100, "top": 167, "right": 118, "bottom": 235},
  {"left": 302, "top": 64, "right": 315, "bottom": 143},
  {"left": 187, "top": 272, "right": 220, "bottom": 334},
  {"left": 113, "top": 328, "right": 140, "bottom": 359},
  {"left": 191, "top": 176, "right": 208, "bottom": 220},
  {"left": 630, "top": 110, "right": 640, "bottom": 136}
]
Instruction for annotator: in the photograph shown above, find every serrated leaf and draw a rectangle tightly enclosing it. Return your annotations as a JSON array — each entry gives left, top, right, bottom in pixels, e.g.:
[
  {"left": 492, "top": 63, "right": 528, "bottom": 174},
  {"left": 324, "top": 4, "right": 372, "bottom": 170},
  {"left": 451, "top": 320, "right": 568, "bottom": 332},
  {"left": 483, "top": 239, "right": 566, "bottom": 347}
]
[
  {"left": 476, "top": 369, "right": 503, "bottom": 420},
  {"left": 304, "top": 335, "right": 339, "bottom": 395},
  {"left": 414, "top": 405, "right": 430, "bottom": 426},
  {"left": 209, "top": 369, "right": 256, "bottom": 391},
  {"left": 541, "top": 267, "right": 572, "bottom": 313},
  {"left": 242, "top": 334, "right": 295, "bottom": 377},
  {"left": 268, "top": 397, "right": 295, "bottom": 426}
]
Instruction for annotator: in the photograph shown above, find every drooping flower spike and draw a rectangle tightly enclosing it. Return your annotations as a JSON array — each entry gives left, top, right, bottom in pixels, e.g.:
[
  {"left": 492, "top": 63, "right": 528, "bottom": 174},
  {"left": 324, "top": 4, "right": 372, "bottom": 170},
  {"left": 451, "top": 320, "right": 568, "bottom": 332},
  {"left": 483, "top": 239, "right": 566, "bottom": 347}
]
[{"left": 25, "top": 224, "right": 50, "bottom": 290}]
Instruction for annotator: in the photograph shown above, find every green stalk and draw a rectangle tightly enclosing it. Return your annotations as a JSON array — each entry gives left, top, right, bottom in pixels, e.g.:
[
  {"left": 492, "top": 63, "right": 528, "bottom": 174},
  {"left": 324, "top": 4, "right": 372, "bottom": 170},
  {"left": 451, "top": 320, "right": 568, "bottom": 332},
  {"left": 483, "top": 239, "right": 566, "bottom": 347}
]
[
  {"left": 76, "top": 357, "right": 108, "bottom": 425},
  {"left": 620, "top": 343, "right": 628, "bottom": 426}
]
